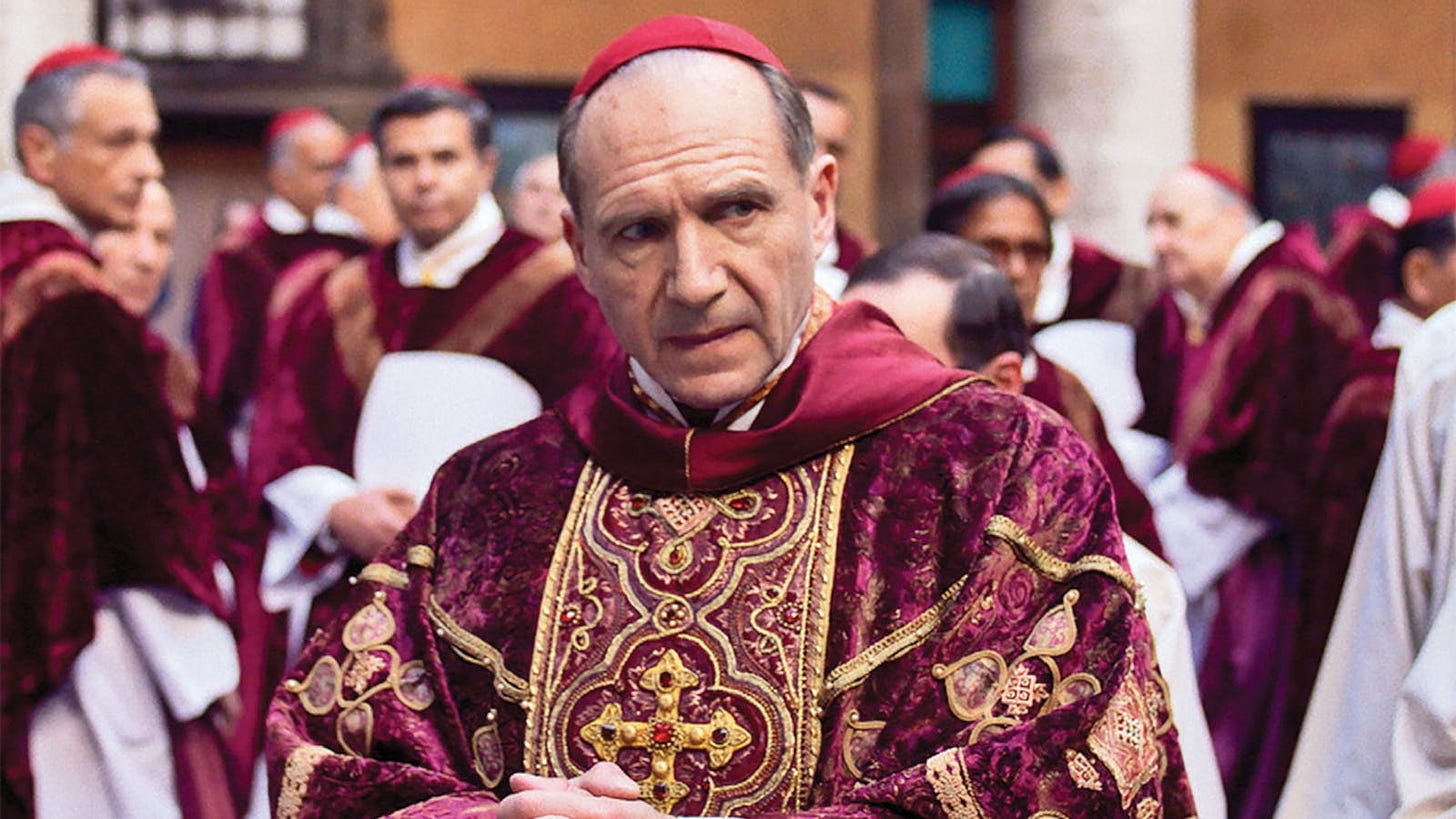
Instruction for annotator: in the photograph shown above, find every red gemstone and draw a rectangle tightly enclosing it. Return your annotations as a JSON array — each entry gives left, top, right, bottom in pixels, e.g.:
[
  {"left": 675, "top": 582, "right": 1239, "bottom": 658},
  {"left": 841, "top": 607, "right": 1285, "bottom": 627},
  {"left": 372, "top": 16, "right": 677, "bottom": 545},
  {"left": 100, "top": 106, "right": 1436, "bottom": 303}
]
[
  {"left": 711, "top": 727, "right": 730, "bottom": 745},
  {"left": 600, "top": 723, "right": 617, "bottom": 741},
  {"left": 659, "top": 670, "right": 674, "bottom": 688},
  {"left": 651, "top": 722, "right": 673, "bottom": 744},
  {"left": 782, "top": 606, "right": 800, "bottom": 624},
  {"left": 560, "top": 608, "right": 578, "bottom": 624},
  {"left": 730, "top": 497, "right": 751, "bottom": 511},
  {"left": 652, "top": 781, "right": 669, "bottom": 799},
  {"left": 667, "top": 546, "right": 686, "bottom": 567}
]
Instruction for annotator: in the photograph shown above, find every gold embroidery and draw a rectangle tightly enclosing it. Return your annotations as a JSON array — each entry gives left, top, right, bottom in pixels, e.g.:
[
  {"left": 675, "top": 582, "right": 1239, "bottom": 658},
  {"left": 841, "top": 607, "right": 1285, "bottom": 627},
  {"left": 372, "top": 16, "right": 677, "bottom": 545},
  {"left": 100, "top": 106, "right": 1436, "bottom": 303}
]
[
  {"left": 525, "top": 448, "right": 853, "bottom": 815},
  {"left": 1088, "top": 648, "right": 1163, "bottom": 809},
  {"left": 821, "top": 574, "right": 970, "bottom": 705},
  {"left": 1030, "top": 813, "right": 1071, "bottom": 819},
  {"left": 935, "top": 591, "right": 1089, "bottom": 740},
  {"left": 358, "top": 563, "right": 408, "bottom": 589},
  {"left": 283, "top": 593, "right": 437, "bottom": 757},
  {"left": 985, "top": 515, "right": 1142, "bottom": 607},
  {"left": 427, "top": 596, "right": 529, "bottom": 703},
  {"left": 840, "top": 710, "right": 886, "bottom": 782},
  {"left": 579, "top": 650, "right": 752, "bottom": 813},
  {"left": 276, "top": 743, "right": 331, "bottom": 819},
  {"left": 1136, "top": 797, "right": 1162, "bottom": 819},
  {"left": 926, "top": 748, "right": 986, "bottom": 818},
  {"left": 1065, "top": 748, "right": 1103, "bottom": 791},
  {"left": 472, "top": 711, "right": 505, "bottom": 788},
  {"left": 406, "top": 544, "right": 436, "bottom": 569}
]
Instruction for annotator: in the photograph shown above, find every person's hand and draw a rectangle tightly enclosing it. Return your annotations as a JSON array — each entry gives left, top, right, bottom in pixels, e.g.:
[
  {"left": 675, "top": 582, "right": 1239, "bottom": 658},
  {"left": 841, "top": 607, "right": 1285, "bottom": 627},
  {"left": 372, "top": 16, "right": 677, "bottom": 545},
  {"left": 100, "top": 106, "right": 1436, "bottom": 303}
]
[
  {"left": 325, "top": 487, "right": 418, "bottom": 561},
  {"left": 498, "top": 762, "right": 668, "bottom": 819}
]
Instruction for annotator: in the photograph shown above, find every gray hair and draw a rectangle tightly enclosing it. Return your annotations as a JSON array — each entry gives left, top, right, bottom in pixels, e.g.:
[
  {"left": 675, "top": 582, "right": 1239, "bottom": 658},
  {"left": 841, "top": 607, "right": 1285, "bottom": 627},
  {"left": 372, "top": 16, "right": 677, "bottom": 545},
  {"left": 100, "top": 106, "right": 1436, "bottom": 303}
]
[
  {"left": 557, "top": 48, "right": 815, "bottom": 215},
  {"left": 13, "top": 58, "right": 148, "bottom": 165}
]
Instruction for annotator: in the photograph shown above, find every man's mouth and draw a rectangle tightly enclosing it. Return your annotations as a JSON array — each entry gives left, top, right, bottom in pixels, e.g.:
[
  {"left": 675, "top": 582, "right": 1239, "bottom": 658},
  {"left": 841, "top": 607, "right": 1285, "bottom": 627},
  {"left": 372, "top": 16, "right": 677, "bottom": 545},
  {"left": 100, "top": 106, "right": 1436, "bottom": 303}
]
[{"left": 665, "top": 325, "right": 744, "bottom": 350}]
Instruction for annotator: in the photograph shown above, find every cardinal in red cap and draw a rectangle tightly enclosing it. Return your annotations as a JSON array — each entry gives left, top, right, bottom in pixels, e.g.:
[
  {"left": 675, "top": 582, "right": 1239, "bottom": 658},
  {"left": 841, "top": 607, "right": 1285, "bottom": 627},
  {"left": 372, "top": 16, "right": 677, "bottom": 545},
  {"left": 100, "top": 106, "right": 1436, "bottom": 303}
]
[
  {"left": 191, "top": 105, "right": 363, "bottom": 430},
  {"left": 970, "top": 124, "right": 1163, "bottom": 328},
  {"left": 1137, "top": 159, "right": 1368, "bottom": 818},
  {"left": 5, "top": 43, "right": 261, "bottom": 819},
  {"left": 268, "top": 14, "right": 1195, "bottom": 819}
]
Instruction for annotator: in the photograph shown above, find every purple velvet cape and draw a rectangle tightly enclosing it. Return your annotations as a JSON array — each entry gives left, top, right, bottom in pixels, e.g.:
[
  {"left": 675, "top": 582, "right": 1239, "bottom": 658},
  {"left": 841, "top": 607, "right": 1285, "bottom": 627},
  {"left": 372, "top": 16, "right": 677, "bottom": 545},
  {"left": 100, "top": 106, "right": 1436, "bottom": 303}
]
[
  {"left": 1132, "top": 225, "right": 1368, "bottom": 819},
  {"left": 194, "top": 213, "right": 370, "bottom": 427},
  {"left": 267, "top": 301, "right": 1195, "bottom": 818},
  {"left": 1040, "top": 238, "right": 1165, "bottom": 330},
  {"left": 1, "top": 220, "right": 234, "bottom": 816},
  {"left": 1024, "top": 357, "right": 1164, "bottom": 557}
]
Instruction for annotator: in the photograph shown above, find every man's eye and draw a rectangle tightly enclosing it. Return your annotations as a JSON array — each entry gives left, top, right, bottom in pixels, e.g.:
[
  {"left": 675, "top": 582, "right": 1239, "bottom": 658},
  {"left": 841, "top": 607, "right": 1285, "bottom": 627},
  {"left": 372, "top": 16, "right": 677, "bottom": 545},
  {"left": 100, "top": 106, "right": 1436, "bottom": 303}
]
[
  {"left": 618, "top": 222, "right": 660, "bottom": 242},
  {"left": 722, "top": 201, "right": 759, "bottom": 219}
]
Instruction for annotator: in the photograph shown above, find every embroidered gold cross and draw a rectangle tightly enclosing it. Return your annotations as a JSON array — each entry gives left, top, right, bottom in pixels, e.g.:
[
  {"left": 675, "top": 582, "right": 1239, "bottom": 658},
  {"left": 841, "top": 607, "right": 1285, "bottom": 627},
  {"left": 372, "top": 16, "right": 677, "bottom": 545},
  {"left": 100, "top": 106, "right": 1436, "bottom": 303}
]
[{"left": 579, "top": 649, "right": 751, "bottom": 812}]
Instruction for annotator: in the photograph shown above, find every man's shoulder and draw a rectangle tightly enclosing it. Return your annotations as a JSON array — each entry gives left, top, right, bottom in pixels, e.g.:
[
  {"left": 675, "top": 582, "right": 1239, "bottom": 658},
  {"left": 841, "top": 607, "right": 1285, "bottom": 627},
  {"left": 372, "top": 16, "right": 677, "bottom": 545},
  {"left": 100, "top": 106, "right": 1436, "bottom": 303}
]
[
  {"left": 432, "top": 410, "right": 585, "bottom": 490},
  {"left": 869, "top": 375, "right": 1084, "bottom": 462}
]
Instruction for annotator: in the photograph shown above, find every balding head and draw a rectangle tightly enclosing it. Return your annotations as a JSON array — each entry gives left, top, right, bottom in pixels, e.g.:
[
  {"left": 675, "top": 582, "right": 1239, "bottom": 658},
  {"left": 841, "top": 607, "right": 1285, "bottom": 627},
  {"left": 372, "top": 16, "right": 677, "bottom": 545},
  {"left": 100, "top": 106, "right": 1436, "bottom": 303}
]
[
  {"left": 560, "top": 46, "right": 837, "bottom": 411},
  {"left": 1146, "top": 165, "right": 1259, "bottom": 308},
  {"left": 267, "top": 115, "right": 348, "bottom": 217}
]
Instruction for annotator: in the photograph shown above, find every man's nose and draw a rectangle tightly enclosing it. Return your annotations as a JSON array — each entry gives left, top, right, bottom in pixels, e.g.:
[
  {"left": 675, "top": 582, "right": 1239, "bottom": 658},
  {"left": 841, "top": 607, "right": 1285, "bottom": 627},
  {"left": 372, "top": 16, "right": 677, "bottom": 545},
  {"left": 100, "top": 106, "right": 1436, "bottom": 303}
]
[
  {"left": 666, "top": 222, "right": 727, "bottom": 307},
  {"left": 134, "top": 143, "right": 163, "bottom": 182}
]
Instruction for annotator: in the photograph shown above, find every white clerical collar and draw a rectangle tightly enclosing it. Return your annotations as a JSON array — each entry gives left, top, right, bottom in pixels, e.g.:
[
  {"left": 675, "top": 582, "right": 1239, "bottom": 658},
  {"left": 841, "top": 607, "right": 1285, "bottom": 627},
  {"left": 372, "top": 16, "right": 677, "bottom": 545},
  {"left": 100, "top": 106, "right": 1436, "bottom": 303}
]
[
  {"left": 1371, "top": 299, "right": 1423, "bottom": 350},
  {"left": 0, "top": 169, "right": 89, "bottom": 240},
  {"left": 630, "top": 307, "right": 813, "bottom": 432},
  {"left": 1033, "top": 220, "right": 1074, "bottom": 324},
  {"left": 1367, "top": 185, "right": 1409, "bottom": 229},
  {"left": 262, "top": 196, "right": 312, "bottom": 235},
  {"left": 1020, "top": 351, "right": 1040, "bottom": 384},
  {"left": 1175, "top": 220, "right": 1284, "bottom": 328},
  {"left": 396, "top": 194, "right": 505, "bottom": 289},
  {"left": 311, "top": 202, "right": 364, "bottom": 239}
]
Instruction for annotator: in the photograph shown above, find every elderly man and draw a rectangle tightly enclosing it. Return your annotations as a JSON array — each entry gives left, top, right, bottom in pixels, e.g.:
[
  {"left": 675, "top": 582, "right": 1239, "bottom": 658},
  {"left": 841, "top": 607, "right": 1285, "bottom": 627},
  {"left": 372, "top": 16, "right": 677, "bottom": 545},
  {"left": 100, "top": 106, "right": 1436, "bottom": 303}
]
[
  {"left": 193, "top": 107, "right": 365, "bottom": 431},
  {"left": 2, "top": 47, "right": 245, "bottom": 817},
  {"left": 268, "top": 17, "right": 1193, "bottom": 818},
  {"left": 1134, "top": 162, "right": 1367, "bottom": 819},
  {"left": 247, "top": 77, "right": 617, "bottom": 663},
  {"left": 970, "top": 126, "right": 1162, "bottom": 328},
  {"left": 506, "top": 152, "right": 568, "bottom": 242}
]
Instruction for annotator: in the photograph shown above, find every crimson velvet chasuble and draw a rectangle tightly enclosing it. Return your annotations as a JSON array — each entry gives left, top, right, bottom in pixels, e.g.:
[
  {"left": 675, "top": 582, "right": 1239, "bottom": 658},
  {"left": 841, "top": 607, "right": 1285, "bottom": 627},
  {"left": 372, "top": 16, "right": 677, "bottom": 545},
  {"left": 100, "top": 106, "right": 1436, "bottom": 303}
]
[{"left": 267, "top": 300, "right": 1194, "bottom": 818}]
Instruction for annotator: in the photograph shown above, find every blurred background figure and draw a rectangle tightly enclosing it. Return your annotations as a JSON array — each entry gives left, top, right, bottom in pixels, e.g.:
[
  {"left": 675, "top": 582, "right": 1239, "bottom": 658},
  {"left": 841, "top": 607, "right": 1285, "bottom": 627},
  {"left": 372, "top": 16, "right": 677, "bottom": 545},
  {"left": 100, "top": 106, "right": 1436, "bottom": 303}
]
[
  {"left": 94, "top": 178, "right": 176, "bottom": 317},
  {"left": 505, "top": 151, "right": 566, "bottom": 242},
  {"left": 801, "top": 79, "right": 875, "bottom": 295}
]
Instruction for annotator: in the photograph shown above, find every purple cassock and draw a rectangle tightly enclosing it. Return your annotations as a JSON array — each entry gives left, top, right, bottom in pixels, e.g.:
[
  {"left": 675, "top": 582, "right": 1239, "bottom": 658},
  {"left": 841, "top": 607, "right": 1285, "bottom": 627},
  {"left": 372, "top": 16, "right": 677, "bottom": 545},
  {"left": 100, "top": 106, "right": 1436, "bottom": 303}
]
[
  {"left": 1, "top": 219, "right": 253, "bottom": 817},
  {"left": 193, "top": 210, "right": 370, "bottom": 427},
  {"left": 247, "top": 226, "right": 619, "bottom": 633},
  {"left": 1133, "top": 223, "right": 1368, "bottom": 819},
  {"left": 1024, "top": 356, "right": 1165, "bottom": 558},
  {"left": 267, "top": 296, "right": 1196, "bottom": 818},
  {"left": 1054, "top": 238, "right": 1166, "bottom": 329}
]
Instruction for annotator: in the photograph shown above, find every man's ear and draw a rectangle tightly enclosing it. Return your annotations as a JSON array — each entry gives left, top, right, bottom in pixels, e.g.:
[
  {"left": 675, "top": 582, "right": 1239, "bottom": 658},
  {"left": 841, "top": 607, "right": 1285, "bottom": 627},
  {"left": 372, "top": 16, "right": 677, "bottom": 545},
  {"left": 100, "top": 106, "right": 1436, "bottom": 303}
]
[
  {"left": 986, "top": 351, "right": 1025, "bottom": 395},
  {"left": 808, "top": 153, "right": 838, "bottom": 257},
  {"left": 561, "top": 207, "right": 594, "bottom": 292},
  {"left": 1043, "top": 176, "right": 1072, "bottom": 218},
  {"left": 17, "top": 123, "right": 60, "bottom": 186},
  {"left": 1402, "top": 248, "right": 1437, "bottom": 317}
]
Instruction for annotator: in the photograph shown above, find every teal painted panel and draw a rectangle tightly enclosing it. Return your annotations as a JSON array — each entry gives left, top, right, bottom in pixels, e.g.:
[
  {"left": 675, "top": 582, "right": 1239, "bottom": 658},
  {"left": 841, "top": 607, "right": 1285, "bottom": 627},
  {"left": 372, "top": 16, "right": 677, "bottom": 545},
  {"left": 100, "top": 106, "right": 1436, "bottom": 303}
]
[{"left": 927, "top": 0, "right": 994, "bottom": 103}]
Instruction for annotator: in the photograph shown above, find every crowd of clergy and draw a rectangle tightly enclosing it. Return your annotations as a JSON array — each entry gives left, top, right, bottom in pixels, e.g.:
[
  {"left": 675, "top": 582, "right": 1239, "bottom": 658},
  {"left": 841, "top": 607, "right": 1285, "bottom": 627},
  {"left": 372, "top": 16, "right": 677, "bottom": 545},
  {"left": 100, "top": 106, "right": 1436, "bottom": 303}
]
[{"left": 2, "top": 20, "right": 1454, "bottom": 819}]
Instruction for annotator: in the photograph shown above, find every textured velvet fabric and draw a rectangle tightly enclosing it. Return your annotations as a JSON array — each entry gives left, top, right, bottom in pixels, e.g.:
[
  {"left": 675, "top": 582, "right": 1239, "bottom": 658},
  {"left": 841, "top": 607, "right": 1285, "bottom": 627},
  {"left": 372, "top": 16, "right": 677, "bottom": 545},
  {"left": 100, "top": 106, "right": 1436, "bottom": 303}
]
[
  {"left": 194, "top": 213, "right": 369, "bottom": 426},
  {"left": 1057, "top": 238, "right": 1165, "bottom": 328},
  {"left": 1, "top": 287, "right": 229, "bottom": 816},
  {"left": 268, "top": 304, "right": 1194, "bottom": 818},
  {"left": 1132, "top": 225, "right": 1368, "bottom": 819},
  {"left": 1287, "top": 346, "right": 1398, "bottom": 752},
  {"left": 247, "top": 227, "right": 618, "bottom": 492},
  {"left": 1324, "top": 205, "right": 1398, "bottom": 334},
  {"left": 1024, "top": 357, "right": 1164, "bottom": 557}
]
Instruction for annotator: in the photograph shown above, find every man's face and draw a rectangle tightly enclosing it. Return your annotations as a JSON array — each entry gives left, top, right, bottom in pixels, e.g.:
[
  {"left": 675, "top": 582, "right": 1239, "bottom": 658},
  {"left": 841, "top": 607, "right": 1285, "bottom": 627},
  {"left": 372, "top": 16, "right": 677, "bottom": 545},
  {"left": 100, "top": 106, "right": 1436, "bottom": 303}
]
[
  {"left": 803, "top": 91, "right": 852, "bottom": 164},
  {"left": 379, "top": 108, "right": 495, "bottom": 249},
  {"left": 844, "top": 269, "right": 956, "bottom": 366},
  {"left": 94, "top": 182, "right": 175, "bottom": 316},
  {"left": 958, "top": 194, "right": 1050, "bottom": 319},
  {"left": 270, "top": 119, "right": 348, "bottom": 217},
  {"left": 508, "top": 154, "right": 567, "bottom": 242},
  {"left": 566, "top": 54, "right": 837, "bottom": 410},
  {"left": 1146, "top": 170, "right": 1248, "bottom": 306},
  {"left": 28, "top": 72, "right": 162, "bottom": 232}
]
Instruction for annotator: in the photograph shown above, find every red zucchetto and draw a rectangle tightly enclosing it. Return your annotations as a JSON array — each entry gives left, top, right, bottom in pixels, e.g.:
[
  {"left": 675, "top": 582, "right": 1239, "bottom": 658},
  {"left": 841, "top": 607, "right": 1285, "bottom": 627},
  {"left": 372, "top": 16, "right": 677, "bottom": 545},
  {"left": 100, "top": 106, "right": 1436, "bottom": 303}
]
[
  {"left": 1388, "top": 135, "right": 1447, "bottom": 186},
  {"left": 265, "top": 107, "right": 329, "bottom": 153},
  {"left": 25, "top": 44, "right": 123, "bottom": 83},
  {"left": 571, "top": 14, "right": 788, "bottom": 102},
  {"left": 1405, "top": 176, "right": 1456, "bottom": 225},
  {"left": 1185, "top": 160, "right": 1253, "bottom": 206}
]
